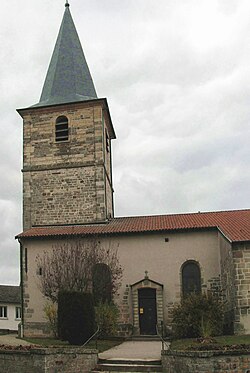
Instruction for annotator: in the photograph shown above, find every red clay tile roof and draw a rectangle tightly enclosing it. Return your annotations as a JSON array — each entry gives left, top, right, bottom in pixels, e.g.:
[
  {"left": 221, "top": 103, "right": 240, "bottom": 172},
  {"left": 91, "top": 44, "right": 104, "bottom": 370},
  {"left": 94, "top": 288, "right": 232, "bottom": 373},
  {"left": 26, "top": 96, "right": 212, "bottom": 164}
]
[{"left": 16, "top": 209, "right": 250, "bottom": 243}]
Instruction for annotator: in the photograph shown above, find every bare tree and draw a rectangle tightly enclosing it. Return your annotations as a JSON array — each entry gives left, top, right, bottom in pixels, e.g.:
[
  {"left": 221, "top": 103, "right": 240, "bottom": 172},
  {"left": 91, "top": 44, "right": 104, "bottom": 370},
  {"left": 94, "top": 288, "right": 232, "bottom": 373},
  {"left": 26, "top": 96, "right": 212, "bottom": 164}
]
[{"left": 36, "top": 239, "right": 123, "bottom": 303}]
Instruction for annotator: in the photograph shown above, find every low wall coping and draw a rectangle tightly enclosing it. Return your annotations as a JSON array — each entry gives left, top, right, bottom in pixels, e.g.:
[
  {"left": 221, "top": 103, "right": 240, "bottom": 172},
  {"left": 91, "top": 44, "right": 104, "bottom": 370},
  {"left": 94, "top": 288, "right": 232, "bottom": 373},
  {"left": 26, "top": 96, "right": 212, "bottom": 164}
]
[
  {"left": 162, "top": 349, "right": 250, "bottom": 358},
  {"left": 0, "top": 347, "right": 98, "bottom": 356}
]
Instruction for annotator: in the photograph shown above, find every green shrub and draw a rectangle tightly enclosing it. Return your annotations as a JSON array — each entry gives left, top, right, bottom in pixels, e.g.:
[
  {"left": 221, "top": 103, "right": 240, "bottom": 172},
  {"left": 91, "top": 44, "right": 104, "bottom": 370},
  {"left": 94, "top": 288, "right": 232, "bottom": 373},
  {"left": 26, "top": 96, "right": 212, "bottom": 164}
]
[
  {"left": 95, "top": 302, "right": 119, "bottom": 337},
  {"left": 58, "top": 291, "right": 95, "bottom": 345},
  {"left": 172, "top": 292, "right": 223, "bottom": 339}
]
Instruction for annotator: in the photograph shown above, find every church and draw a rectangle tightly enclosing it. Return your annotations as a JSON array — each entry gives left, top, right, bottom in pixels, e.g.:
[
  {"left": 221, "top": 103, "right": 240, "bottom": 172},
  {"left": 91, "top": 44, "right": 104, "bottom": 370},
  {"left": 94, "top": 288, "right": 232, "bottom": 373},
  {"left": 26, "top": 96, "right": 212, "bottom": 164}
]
[{"left": 16, "top": 3, "right": 250, "bottom": 338}]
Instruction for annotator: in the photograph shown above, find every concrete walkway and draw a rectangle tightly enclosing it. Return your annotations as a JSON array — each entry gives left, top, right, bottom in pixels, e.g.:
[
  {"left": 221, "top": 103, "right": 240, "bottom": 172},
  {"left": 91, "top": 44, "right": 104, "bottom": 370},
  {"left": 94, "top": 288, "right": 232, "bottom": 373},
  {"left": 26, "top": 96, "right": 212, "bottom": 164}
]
[
  {"left": 99, "top": 341, "right": 165, "bottom": 361},
  {"left": 0, "top": 333, "right": 32, "bottom": 346}
]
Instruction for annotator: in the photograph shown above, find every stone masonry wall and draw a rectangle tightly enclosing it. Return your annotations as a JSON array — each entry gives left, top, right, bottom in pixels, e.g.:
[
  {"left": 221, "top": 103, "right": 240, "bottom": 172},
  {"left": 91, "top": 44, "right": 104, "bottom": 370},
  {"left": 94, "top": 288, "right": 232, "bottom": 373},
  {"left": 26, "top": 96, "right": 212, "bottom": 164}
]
[
  {"left": 24, "top": 166, "right": 105, "bottom": 227},
  {"left": 233, "top": 242, "right": 250, "bottom": 334},
  {"left": 207, "top": 276, "right": 222, "bottom": 298},
  {"left": 117, "top": 285, "right": 133, "bottom": 337},
  {"left": 219, "top": 234, "right": 236, "bottom": 333},
  {"left": 162, "top": 350, "right": 250, "bottom": 373},
  {"left": 0, "top": 347, "right": 98, "bottom": 373},
  {"left": 21, "top": 100, "right": 113, "bottom": 230}
]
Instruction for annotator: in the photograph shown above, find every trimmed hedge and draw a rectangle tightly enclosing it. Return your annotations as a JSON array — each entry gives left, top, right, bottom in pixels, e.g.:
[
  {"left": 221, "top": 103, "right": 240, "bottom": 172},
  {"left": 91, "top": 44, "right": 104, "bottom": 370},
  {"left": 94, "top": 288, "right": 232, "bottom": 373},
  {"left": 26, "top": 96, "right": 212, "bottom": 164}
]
[{"left": 58, "top": 291, "right": 95, "bottom": 345}]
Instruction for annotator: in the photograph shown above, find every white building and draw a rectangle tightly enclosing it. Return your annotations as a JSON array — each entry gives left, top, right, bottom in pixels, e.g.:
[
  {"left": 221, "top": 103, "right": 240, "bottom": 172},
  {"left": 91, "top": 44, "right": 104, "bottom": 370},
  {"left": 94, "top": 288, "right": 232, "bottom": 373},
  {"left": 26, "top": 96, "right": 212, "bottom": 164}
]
[{"left": 0, "top": 285, "right": 21, "bottom": 332}]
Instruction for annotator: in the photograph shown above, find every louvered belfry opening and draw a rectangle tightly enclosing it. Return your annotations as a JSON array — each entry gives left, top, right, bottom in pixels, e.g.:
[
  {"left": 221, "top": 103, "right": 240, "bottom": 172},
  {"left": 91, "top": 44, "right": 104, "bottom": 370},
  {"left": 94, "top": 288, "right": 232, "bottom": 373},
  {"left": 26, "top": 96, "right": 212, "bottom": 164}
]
[{"left": 55, "top": 116, "right": 69, "bottom": 142}]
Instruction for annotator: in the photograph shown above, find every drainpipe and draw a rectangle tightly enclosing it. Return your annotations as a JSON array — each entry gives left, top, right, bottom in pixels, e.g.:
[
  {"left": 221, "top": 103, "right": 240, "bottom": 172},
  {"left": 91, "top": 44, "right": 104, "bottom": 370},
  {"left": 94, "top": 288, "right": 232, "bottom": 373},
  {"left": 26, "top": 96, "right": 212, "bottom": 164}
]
[{"left": 18, "top": 238, "right": 24, "bottom": 338}]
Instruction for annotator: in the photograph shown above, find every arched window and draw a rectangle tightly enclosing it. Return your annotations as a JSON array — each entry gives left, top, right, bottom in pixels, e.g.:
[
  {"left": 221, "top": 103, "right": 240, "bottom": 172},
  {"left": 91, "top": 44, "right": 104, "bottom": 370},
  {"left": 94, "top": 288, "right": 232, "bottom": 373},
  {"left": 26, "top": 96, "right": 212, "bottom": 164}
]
[
  {"left": 182, "top": 261, "right": 201, "bottom": 296},
  {"left": 92, "top": 263, "right": 112, "bottom": 305},
  {"left": 55, "top": 116, "right": 69, "bottom": 142}
]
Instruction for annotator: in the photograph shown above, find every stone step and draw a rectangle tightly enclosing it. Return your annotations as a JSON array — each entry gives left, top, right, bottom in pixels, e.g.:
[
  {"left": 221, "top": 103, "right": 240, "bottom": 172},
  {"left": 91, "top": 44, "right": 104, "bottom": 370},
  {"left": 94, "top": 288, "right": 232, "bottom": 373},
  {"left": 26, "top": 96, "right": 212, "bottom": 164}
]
[
  {"left": 99, "top": 359, "right": 162, "bottom": 365},
  {"left": 128, "top": 335, "right": 161, "bottom": 342},
  {"left": 93, "top": 359, "right": 162, "bottom": 372},
  {"left": 93, "top": 365, "right": 162, "bottom": 372}
]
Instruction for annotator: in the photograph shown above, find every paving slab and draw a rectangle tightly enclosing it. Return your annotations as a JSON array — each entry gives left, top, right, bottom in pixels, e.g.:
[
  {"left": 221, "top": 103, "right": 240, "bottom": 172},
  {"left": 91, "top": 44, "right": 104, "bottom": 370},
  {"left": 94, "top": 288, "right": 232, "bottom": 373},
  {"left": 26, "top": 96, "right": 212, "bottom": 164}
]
[
  {"left": 0, "top": 333, "right": 32, "bottom": 346},
  {"left": 99, "top": 341, "right": 164, "bottom": 361}
]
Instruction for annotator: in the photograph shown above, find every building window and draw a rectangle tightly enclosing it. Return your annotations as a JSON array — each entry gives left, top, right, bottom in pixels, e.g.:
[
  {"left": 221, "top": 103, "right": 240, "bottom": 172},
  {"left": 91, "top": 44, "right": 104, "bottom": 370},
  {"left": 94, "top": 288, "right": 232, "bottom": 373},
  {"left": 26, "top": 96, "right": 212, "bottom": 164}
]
[
  {"left": 92, "top": 263, "right": 112, "bottom": 305},
  {"left": 0, "top": 306, "right": 7, "bottom": 318},
  {"left": 182, "top": 261, "right": 201, "bottom": 296},
  {"left": 16, "top": 307, "right": 21, "bottom": 320},
  {"left": 55, "top": 116, "right": 69, "bottom": 142}
]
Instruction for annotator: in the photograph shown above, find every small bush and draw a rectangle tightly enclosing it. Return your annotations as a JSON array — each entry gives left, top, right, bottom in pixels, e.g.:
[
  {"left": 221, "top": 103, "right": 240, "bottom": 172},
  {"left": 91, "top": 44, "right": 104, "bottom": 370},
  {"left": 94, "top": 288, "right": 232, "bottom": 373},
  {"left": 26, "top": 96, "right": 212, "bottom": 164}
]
[
  {"left": 95, "top": 302, "right": 119, "bottom": 337},
  {"left": 58, "top": 291, "right": 95, "bottom": 345},
  {"left": 43, "top": 302, "right": 58, "bottom": 338},
  {"left": 172, "top": 292, "right": 223, "bottom": 339}
]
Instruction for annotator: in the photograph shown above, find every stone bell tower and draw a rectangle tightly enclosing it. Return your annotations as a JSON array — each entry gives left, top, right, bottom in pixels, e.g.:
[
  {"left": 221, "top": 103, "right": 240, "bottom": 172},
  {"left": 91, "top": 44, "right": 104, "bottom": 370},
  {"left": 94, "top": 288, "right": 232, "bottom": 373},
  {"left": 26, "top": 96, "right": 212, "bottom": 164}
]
[{"left": 18, "top": 2, "right": 115, "bottom": 231}]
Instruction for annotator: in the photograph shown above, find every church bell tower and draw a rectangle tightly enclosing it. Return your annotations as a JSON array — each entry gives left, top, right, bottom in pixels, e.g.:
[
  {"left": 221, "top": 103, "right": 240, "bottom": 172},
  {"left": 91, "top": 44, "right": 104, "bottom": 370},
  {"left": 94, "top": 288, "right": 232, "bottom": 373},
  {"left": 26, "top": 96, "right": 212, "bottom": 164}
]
[{"left": 18, "top": 2, "right": 115, "bottom": 231}]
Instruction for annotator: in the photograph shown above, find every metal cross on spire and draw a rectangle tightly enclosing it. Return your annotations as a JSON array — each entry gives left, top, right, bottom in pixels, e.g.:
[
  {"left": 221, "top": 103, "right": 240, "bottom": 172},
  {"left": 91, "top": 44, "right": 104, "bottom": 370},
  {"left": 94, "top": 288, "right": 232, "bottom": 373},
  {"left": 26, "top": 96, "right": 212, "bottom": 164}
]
[{"left": 65, "top": 0, "right": 70, "bottom": 7}]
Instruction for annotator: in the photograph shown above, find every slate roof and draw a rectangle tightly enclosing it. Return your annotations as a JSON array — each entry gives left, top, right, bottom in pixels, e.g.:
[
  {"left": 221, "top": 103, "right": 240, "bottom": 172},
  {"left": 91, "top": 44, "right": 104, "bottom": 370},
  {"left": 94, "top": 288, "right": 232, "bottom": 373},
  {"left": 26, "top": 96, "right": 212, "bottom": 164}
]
[
  {"left": 33, "top": 3, "right": 97, "bottom": 108},
  {"left": 16, "top": 209, "right": 250, "bottom": 243},
  {"left": 0, "top": 286, "right": 21, "bottom": 304}
]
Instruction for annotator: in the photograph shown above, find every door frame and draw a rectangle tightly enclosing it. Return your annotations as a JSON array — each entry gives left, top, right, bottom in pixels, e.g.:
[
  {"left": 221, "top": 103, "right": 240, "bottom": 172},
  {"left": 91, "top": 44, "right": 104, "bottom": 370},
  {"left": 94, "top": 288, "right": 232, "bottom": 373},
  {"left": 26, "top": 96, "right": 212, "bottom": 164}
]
[
  {"left": 138, "top": 287, "right": 157, "bottom": 335},
  {"left": 131, "top": 276, "right": 163, "bottom": 335}
]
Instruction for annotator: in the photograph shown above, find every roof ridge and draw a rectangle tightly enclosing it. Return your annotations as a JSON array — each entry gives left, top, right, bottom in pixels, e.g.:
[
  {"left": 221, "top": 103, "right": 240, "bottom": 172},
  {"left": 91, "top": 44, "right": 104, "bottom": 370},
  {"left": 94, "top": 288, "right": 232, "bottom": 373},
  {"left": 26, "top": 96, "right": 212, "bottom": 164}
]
[{"left": 113, "top": 208, "right": 250, "bottom": 220}]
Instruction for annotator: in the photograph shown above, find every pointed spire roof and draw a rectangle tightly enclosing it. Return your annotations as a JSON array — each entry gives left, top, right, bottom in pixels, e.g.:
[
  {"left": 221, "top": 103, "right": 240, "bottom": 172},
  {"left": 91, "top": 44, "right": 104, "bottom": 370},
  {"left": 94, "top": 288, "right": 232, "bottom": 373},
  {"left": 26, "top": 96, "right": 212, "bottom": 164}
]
[{"left": 33, "top": 3, "right": 97, "bottom": 107}]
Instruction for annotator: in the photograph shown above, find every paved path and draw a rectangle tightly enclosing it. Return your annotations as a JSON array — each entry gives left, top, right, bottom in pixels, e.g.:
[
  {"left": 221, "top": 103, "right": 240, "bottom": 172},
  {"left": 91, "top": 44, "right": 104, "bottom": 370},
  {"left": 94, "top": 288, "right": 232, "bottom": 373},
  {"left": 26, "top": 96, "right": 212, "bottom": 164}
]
[
  {"left": 0, "top": 333, "right": 32, "bottom": 346},
  {"left": 99, "top": 341, "right": 165, "bottom": 361}
]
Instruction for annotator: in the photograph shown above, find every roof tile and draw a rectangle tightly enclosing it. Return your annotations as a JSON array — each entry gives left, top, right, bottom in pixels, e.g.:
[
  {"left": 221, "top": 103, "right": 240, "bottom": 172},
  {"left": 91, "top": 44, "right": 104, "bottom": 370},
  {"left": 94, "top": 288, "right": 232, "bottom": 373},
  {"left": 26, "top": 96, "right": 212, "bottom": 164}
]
[
  {"left": 0, "top": 286, "right": 21, "bottom": 304},
  {"left": 16, "top": 209, "right": 250, "bottom": 243}
]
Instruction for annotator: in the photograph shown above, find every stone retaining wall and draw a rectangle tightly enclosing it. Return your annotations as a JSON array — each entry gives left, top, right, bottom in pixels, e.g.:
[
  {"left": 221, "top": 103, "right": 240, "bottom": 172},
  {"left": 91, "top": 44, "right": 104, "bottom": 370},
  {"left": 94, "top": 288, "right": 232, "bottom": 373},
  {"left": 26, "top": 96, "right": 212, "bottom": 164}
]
[
  {"left": 162, "top": 349, "right": 250, "bottom": 373},
  {"left": 0, "top": 347, "right": 98, "bottom": 373}
]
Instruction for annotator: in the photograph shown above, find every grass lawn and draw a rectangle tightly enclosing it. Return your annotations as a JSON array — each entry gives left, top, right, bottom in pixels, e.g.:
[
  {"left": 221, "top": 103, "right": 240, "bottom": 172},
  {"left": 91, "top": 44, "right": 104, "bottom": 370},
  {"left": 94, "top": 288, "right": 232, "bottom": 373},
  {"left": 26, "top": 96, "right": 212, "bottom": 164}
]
[
  {"left": 23, "top": 337, "right": 122, "bottom": 352},
  {"left": 170, "top": 335, "right": 250, "bottom": 351}
]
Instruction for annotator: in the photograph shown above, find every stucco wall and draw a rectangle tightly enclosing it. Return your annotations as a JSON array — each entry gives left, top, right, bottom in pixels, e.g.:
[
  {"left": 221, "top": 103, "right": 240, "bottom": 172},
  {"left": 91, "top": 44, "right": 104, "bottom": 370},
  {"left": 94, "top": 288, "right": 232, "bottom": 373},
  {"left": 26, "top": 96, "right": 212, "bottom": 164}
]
[
  {"left": 0, "top": 303, "right": 21, "bottom": 331},
  {"left": 21, "top": 229, "right": 221, "bottom": 336},
  {"left": 111, "top": 230, "right": 221, "bottom": 329}
]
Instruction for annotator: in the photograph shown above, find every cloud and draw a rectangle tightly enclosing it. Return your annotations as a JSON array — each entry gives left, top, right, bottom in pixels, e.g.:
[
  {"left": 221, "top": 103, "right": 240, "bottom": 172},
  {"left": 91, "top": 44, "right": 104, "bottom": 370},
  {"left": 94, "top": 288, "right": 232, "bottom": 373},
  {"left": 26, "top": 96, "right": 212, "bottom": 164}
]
[{"left": 0, "top": 0, "right": 249, "bottom": 283}]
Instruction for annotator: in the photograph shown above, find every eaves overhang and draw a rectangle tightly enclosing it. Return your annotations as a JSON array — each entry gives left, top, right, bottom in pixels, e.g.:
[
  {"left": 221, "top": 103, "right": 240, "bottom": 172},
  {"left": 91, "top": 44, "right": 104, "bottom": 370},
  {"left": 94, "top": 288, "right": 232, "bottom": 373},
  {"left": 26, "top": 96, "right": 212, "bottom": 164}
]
[
  {"left": 17, "top": 97, "right": 116, "bottom": 139},
  {"left": 15, "top": 226, "right": 218, "bottom": 241}
]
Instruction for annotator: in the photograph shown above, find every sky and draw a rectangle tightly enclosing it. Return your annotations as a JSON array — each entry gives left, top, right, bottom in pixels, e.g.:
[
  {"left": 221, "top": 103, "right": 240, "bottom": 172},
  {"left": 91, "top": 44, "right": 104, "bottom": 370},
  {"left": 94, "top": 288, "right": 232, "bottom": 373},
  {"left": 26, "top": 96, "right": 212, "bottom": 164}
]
[{"left": 0, "top": 0, "right": 249, "bottom": 284}]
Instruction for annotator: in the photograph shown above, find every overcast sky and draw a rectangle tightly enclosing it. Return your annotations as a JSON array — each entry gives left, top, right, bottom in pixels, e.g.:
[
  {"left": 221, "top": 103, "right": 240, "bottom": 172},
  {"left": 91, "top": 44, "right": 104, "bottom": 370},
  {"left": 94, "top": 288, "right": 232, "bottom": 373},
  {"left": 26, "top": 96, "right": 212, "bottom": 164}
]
[{"left": 0, "top": 0, "right": 249, "bottom": 285}]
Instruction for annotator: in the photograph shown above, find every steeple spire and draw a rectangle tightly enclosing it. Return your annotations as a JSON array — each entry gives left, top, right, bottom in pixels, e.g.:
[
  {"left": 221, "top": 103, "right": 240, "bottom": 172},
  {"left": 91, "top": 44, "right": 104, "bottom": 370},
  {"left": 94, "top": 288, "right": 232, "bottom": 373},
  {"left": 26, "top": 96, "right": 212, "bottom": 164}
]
[{"left": 33, "top": 3, "right": 97, "bottom": 107}]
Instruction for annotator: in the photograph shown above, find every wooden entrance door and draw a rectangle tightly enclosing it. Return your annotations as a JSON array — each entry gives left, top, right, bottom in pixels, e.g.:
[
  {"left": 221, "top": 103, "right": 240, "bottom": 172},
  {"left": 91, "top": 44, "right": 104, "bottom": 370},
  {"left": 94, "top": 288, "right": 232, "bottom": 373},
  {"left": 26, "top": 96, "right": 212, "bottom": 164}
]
[{"left": 138, "top": 288, "right": 157, "bottom": 335}]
